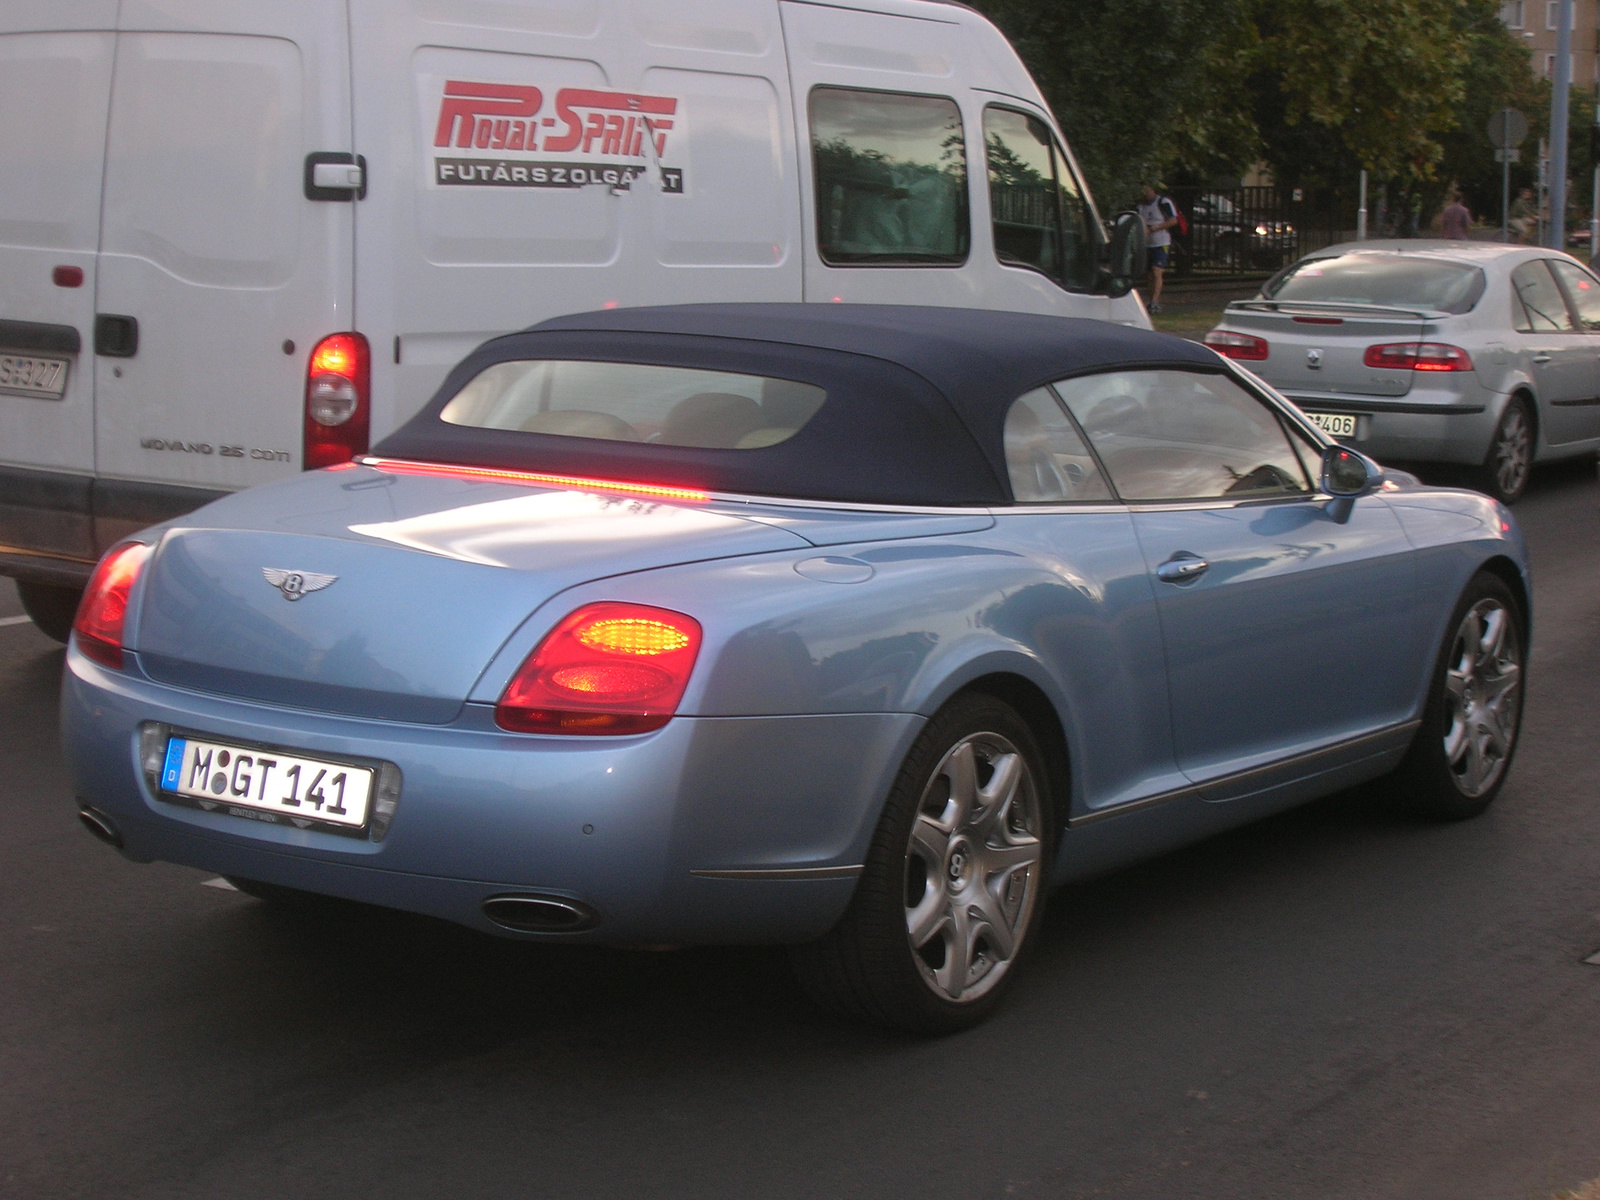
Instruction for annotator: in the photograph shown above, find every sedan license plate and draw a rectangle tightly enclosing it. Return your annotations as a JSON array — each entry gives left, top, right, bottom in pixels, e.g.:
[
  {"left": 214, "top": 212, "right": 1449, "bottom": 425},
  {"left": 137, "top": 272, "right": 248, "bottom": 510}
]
[
  {"left": 0, "top": 352, "right": 70, "bottom": 399},
  {"left": 160, "top": 736, "right": 373, "bottom": 828},
  {"left": 1305, "top": 411, "right": 1358, "bottom": 438}
]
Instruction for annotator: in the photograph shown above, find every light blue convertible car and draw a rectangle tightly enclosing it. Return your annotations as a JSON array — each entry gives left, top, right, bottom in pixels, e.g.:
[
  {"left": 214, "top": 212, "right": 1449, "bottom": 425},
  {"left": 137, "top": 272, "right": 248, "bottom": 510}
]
[{"left": 62, "top": 305, "right": 1529, "bottom": 1032}]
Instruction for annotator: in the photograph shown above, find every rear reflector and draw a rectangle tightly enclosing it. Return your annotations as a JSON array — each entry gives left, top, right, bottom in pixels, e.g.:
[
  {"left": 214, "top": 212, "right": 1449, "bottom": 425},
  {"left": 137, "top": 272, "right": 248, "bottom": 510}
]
[
  {"left": 1204, "top": 329, "right": 1269, "bottom": 360},
  {"left": 1364, "top": 342, "right": 1473, "bottom": 372},
  {"left": 359, "top": 456, "right": 709, "bottom": 502},
  {"left": 304, "top": 333, "right": 370, "bottom": 469},
  {"left": 496, "top": 602, "right": 702, "bottom": 735},
  {"left": 73, "top": 541, "right": 151, "bottom": 669}
]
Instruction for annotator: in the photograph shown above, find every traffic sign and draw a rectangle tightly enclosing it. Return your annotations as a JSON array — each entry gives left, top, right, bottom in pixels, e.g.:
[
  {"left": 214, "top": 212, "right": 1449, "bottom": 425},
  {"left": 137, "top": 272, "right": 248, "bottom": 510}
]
[{"left": 1488, "top": 108, "right": 1529, "bottom": 149}]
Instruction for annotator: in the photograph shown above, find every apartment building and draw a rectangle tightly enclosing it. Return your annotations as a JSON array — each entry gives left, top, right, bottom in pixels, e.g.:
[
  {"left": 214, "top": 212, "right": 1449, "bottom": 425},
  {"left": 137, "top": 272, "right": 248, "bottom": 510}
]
[{"left": 1501, "top": 0, "right": 1600, "bottom": 82}]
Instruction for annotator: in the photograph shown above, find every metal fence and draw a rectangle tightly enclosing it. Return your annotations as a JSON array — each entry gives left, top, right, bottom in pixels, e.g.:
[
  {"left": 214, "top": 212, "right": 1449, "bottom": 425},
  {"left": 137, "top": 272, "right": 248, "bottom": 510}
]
[{"left": 1162, "top": 186, "right": 1355, "bottom": 278}]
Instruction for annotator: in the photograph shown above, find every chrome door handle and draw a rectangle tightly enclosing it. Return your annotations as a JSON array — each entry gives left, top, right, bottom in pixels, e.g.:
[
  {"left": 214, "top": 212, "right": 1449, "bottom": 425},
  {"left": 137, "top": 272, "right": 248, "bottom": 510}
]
[
  {"left": 1532, "top": 354, "right": 1552, "bottom": 364},
  {"left": 1156, "top": 554, "right": 1209, "bottom": 584}
]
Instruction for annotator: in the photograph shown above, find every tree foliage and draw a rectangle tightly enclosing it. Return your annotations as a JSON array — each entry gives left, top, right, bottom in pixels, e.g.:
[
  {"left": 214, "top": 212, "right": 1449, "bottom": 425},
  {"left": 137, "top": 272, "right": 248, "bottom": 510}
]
[{"left": 969, "top": 0, "right": 1562, "bottom": 216}]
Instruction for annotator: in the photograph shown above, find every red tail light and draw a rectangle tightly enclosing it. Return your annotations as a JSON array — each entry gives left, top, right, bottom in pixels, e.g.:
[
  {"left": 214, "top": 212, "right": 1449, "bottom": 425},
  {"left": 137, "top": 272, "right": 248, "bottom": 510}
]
[
  {"left": 304, "top": 333, "right": 370, "bottom": 469},
  {"left": 1363, "top": 342, "right": 1473, "bottom": 372},
  {"left": 1204, "top": 329, "right": 1269, "bottom": 361},
  {"left": 496, "top": 602, "right": 702, "bottom": 735},
  {"left": 73, "top": 541, "right": 152, "bottom": 669}
]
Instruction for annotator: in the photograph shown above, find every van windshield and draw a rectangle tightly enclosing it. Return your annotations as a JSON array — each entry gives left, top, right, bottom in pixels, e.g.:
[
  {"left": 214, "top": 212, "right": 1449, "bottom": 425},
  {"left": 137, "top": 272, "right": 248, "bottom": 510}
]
[
  {"left": 439, "top": 361, "right": 827, "bottom": 450},
  {"left": 1264, "top": 253, "right": 1485, "bottom": 314}
]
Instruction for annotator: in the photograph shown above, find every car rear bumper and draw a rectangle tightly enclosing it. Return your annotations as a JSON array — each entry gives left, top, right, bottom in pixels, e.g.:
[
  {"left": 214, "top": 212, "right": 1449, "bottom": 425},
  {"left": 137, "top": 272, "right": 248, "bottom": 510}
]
[
  {"left": 1282, "top": 383, "right": 1503, "bottom": 466},
  {"left": 62, "top": 645, "right": 922, "bottom": 944}
]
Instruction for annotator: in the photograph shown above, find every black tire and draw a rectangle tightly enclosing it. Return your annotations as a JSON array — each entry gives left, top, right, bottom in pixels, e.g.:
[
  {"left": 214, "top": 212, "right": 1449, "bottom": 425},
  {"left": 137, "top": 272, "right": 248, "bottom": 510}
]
[
  {"left": 1390, "top": 572, "right": 1525, "bottom": 821},
  {"left": 16, "top": 581, "right": 81, "bottom": 644},
  {"left": 789, "top": 693, "right": 1055, "bottom": 1034},
  {"left": 1477, "top": 395, "right": 1534, "bottom": 504}
]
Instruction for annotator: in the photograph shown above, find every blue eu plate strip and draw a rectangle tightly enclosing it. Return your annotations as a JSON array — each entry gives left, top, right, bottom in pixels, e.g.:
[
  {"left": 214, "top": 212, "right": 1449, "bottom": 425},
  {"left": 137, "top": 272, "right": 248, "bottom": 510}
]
[{"left": 161, "top": 738, "right": 187, "bottom": 792}]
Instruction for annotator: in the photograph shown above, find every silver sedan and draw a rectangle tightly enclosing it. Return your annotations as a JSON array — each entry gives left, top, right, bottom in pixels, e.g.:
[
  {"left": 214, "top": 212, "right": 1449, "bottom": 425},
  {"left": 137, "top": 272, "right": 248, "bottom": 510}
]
[{"left": 1205, "top": 240, "right": 1600, "bottom": 502}]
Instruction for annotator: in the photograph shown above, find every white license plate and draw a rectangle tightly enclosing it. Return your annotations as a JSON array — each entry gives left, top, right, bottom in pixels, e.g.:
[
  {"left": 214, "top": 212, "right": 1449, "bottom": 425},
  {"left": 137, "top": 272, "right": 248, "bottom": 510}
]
[
  {"left": 0, "top": 353, "right": 70, "bottom": 399},
  {"left": 1306, "top": 411, "right": 1358, "bottom": 438},
  {"left": 160, "top": 736, "right": 373, "bottom": 828}
]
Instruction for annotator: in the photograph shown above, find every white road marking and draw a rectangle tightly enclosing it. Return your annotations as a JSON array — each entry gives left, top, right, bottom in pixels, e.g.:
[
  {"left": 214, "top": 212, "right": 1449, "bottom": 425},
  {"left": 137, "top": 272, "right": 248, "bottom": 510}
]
[
  {"left": 201, "top": 877, "right": 238, "bottom": 891},
  {"left": 0, "top": 615, "right": 32, "bottom": 627}
]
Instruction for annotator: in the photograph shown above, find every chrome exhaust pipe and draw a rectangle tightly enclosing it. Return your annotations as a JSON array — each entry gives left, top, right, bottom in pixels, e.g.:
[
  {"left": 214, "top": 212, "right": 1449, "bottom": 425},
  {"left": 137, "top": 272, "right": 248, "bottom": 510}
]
[
  {"left": 77, "top": 805, "right": 123, "bottom": 849},
  {"left": 481, "top": 893, "right": 598, "bottom": 933}
]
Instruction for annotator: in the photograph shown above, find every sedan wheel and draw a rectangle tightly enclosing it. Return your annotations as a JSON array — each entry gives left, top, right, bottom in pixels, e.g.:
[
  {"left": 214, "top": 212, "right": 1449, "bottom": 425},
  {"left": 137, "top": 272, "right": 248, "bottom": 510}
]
[
  {"left": 1391, "top": 572, "right": 1524, "bottom": 820},
  {"left": 1480, "top": 397, "right": 1533, "bottom": 504},
  {"left": 790, "top": 694, "right": 1053, "bottom": 1032}
]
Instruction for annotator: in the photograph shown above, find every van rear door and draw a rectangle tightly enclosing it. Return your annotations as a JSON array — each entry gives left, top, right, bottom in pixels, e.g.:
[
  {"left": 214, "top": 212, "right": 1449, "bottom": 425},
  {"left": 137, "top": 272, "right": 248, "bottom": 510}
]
[
  {"left": 0, "top": 3, "right": 116, "bottom": 568},
  {"left": 93, "top": 0, "right": 354, "bottom": 546}
]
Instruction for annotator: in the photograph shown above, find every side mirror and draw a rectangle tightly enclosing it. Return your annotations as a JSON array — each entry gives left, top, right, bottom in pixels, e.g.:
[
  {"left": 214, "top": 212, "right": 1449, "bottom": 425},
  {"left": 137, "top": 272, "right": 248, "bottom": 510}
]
[
  {"left": 1100, "top": 211, "right": 1148, "bottom": 299},
  {"left": 1321, "top": 445, "right": 1383, "bottom": 498}
]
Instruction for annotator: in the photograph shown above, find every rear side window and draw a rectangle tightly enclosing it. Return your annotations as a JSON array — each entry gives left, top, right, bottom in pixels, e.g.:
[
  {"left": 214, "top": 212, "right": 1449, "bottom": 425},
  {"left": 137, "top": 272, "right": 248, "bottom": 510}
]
[
  {"left": 983, "top": 107, "right": 1099, "bottom": 291},
  {"left": 440, "top": 361, "right": 826, "bottom": 449},
  {"left": 810, "top": 87, "right": 969, "bottom": 266},
  {"left": 1548, "top": 259, "right": 1600, "bottom": 331},
  {"left": 1265, "top": 253, "right": 1485, "bottom": 314},
  {"left": 1510, "top": 260, "right": 1576, "bottom": 332},
  {"left": 1054, "top": 370, "right": 1311, "bottom": 502},
  {"left": 1004, "top": 388, "right": 1113, "bottom": 503}
]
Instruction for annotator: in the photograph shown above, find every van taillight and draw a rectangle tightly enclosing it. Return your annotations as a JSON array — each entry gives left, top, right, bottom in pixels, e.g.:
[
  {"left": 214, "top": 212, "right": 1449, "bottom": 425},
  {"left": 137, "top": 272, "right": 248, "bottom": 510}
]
[
  {"left": 1363, "top": 342, "right": 1474, "bottom": 372},
  {"left": 304, "top": 333, "right": 370, "bottom": 469},
  {"left": 73, "top": 541, "right": 152, "bottom": 670},
  {"left": 495, "top": 603, "right": 703, "bottom": 735}
]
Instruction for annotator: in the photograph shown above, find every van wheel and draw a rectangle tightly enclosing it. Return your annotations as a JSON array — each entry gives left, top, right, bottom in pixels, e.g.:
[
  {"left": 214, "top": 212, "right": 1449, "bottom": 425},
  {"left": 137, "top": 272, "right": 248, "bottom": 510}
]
[
  {"left": 16, "top": 581, "right": 81, "bottom": 644},
  {"left": 1478, "top": 396, "right": 1533, "bottom": 504},
  {"left": 1390, "top": 572, "right": 1525, "bottom": 821},
  {"left": 789, "top": 694, "right": 1053, "bottom": 1033}
]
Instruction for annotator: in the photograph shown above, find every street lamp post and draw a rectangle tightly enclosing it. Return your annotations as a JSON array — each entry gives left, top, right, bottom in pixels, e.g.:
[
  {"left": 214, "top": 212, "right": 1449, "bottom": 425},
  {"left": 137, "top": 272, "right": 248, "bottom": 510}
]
[{"left": 1549, "top": 0, "right": 1573, "bottom": 248}]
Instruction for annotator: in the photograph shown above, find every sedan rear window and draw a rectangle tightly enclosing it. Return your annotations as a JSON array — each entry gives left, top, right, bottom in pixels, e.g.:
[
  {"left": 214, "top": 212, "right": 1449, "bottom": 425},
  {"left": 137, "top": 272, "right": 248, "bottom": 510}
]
[
  {"left": 439, "top": 361, "right": 827, "bottom": 450},
  {"left": 1265, "top": 253, "right": 1485, "bottom": 314}
]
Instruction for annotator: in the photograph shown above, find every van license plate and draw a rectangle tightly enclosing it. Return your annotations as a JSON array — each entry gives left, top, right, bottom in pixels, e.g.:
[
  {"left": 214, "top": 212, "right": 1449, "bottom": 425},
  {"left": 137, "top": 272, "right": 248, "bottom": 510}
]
[
  {"left": 0, "top": 353, "right": 70, "bottom": 399},
  {"left": 160, "top": 736, "right": 373, "bottom": 828},
  {"left": 1306, "top": 412, "right": 1358, "bottom": 438}
]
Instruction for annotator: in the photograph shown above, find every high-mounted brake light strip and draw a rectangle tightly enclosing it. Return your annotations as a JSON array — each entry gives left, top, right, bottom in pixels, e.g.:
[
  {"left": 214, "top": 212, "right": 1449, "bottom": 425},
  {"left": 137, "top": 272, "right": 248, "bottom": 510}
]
[{"left": 355, "top": 456, "right": 710, "bottom": 502}]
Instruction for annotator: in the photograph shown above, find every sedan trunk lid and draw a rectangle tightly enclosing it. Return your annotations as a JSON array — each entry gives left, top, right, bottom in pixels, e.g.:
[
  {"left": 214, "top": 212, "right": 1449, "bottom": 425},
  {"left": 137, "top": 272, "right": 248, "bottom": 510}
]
[{"left": 1219, "top": 302, "right": 1438, "bottom": 397}]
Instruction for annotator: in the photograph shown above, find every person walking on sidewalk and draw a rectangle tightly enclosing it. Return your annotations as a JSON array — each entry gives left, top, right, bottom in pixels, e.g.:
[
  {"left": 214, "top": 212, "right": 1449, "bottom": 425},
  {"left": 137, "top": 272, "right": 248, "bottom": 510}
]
[
  {"left": 1138, "top": 183, "right": 1180, "bottom": 313},
  {"left": 1440, "top": 192, "right": 1472, "bottom": 240}
]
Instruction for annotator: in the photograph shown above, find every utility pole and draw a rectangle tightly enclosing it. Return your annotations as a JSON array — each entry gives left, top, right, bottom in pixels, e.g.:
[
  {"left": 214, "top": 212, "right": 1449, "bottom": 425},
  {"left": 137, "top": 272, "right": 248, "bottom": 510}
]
[
  {"left": 1549, "top": 0, "right": 1573, "bottom": 248},
  {"left": 1357, "top": 170, "right": 1368, "bottom": 240}
]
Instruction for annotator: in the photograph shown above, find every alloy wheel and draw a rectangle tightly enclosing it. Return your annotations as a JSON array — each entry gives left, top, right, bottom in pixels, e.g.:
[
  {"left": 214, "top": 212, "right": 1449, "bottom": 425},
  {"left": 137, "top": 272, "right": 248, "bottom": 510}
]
[
  {"left": 903, "top": 732, "right": 1043, "bottom": 1003},
  {"left": 1492, "top": 404, "right": 1532, "bottom": 499},
  {"left": 1441, "top": 598, "right": 1522, "bottom": 798}
]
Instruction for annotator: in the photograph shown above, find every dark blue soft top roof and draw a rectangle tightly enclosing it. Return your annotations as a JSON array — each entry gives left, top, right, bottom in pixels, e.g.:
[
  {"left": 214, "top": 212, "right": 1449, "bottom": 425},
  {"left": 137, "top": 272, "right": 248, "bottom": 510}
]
[{"left": 376, "top": 304, "right": 1224, "bottom": 506}]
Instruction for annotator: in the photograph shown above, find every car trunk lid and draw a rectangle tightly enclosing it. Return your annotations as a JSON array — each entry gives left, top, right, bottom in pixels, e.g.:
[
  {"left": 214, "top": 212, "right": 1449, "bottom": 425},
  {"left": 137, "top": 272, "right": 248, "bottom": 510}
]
[{"left": 1219, "top": 302, "right": 1438, "bottom": 398}]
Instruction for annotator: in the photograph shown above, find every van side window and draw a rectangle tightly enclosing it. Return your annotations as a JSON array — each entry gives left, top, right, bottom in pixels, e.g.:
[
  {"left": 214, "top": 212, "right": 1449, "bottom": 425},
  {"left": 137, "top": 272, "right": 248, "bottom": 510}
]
[
  {"left": 984, "top": 107, "right": 1098, "bottom": 291},
  {"left": 809, "top": 87, "right": 969, "bottom": 266}
]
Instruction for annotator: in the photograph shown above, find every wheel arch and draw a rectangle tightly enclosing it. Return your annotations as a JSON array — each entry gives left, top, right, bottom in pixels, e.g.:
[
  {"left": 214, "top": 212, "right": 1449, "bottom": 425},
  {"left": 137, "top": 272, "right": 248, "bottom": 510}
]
[
  {"left": 1508, "top": 385, "right": 1541, "bottom": 452},
  {"left": 1477, "top": 553, "right": 1532, "bottom": 641}
]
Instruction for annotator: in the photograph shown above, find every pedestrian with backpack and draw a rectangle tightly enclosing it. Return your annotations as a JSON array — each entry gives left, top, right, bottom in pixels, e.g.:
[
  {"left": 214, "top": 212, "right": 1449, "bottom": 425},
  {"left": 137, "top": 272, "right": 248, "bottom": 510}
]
[{"left": 1137, "top": 183, "right": 1182, "bottom": 313}]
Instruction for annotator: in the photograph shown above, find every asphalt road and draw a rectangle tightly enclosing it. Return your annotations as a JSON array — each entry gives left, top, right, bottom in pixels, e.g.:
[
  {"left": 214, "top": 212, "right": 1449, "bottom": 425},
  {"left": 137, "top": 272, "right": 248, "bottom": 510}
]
[{"left": 3, "top": 462, "right": 1598, "bottom": 1200}]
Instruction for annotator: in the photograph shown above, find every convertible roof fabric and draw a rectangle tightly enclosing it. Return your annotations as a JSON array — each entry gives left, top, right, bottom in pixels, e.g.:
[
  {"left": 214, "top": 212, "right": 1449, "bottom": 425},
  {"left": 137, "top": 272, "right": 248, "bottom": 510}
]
[{"left": 375, "top": 304, "right": 1224, "bottom": 506}]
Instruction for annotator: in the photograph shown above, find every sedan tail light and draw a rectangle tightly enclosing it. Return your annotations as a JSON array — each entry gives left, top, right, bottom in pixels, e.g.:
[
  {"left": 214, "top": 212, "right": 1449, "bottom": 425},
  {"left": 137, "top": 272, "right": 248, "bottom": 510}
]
[
  {"left": 1204, "top": 329, "right": 1269, "bottom": 360},
  {"left": 496, "top": 602, "right": 703, "bottom": 735},
  {"left": 1363, "top": 342, "right": 1474, "bottom": 372},
  {"left": 73, "top": 541, "right": 152, "bottom": 669},
  {"left": 304, "top": 333, "right": 370, "bottom": 469}
]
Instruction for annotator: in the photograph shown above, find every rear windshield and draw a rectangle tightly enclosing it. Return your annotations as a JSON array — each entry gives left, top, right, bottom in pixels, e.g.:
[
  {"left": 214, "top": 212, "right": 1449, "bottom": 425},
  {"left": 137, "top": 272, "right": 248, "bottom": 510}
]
[
  {"left": 1264, "top": 253, "right": 1485, "bottom": 314},
  {"left": 439, "top": 361, "right": 827, "bottom": 450}
]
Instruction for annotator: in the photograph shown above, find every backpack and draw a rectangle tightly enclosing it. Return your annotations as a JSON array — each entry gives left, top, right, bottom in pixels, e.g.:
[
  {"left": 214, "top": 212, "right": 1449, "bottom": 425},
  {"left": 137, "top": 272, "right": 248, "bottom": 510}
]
[{"left": 1162, "top": 196, "right": 1188, "bottom": 237}]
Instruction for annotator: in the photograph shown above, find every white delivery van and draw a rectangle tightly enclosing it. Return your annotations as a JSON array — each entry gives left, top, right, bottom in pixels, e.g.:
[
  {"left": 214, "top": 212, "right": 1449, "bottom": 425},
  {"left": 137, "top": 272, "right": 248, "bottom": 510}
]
[{"left": 0, "top": 0, "right": 1147, "bottom": 635}]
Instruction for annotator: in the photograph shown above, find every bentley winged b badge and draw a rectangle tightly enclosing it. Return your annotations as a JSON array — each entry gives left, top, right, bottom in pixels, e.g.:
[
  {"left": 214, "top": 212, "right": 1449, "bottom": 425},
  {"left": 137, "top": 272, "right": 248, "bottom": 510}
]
[{"left": 262, "top": 568, "right": 338, "bottom": 601}]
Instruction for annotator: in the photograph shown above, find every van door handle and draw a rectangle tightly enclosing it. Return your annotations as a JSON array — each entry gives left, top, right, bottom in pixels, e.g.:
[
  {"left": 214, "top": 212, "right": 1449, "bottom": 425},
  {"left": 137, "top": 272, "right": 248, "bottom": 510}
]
[
  {"left": 94, "top": 314, "right": 138, "bottom": 358},
  {"left": 1532, "top": 354, "right": 1552, "bottom": 364},
  {"left": 1156, "top": 553, "right": 1209, "bottom": 584}
]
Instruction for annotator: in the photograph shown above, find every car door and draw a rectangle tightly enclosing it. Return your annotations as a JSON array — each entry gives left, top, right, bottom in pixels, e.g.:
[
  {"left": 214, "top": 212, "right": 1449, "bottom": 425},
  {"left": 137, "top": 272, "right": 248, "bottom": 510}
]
[
  {"left": 1543, "top": 258, "right": 1600, "bottom": 443},
  {"left": 1053, "top": 368, "right": 1423, "bottom": 800},
  {"left": 1509, "top": 258, "right": 1593, "bottom": 443}
]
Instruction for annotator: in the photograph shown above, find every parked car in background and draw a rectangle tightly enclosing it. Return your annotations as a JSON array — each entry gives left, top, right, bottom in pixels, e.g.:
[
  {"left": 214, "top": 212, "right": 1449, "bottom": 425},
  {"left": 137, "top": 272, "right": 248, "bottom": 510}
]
[
  {"left": 0, "top": 0, "right": 1146, "bottom": 642},
  {"left": 63, "top": 304, "right": 1528, "bottom": 1033},
  {"left": 1205, "top": 240, "right": 1600, "bottom": 502},
  {"left": 1186, "top": 192, "right": 1296, "bottom": 271}
]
